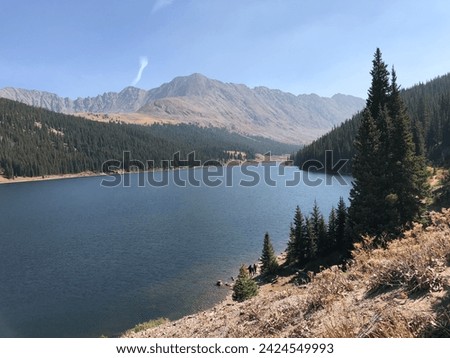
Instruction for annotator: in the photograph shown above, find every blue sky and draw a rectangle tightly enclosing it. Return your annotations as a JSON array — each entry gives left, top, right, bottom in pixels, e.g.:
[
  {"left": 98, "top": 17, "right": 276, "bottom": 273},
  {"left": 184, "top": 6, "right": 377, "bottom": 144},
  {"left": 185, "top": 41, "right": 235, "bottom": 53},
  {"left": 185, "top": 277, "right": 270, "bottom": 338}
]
[{"left": 1, "top": 0, "right": 449, "bottom": 99}]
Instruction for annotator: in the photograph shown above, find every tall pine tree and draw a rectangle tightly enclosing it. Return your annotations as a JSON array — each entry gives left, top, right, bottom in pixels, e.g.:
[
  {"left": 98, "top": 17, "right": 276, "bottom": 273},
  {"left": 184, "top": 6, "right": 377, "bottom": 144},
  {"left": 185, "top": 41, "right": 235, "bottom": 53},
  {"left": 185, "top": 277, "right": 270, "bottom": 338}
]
[
  {"left": 367, "top": 48, "right": 391, "bottom": 121},
  {"left": 290, "top": 206, "right": 307, "bottom": 263},
  {"left": 348, "top": 108, "right": 384, "bottom": 238},
  {"left": 349, "top": 49, "right": 429, "bottom": 242},
  {"left": 286, "top": 206, "right": 306, "bottom": 265},
  {"left": 387, "top": 68, "right": 429, "bottom": 229}
]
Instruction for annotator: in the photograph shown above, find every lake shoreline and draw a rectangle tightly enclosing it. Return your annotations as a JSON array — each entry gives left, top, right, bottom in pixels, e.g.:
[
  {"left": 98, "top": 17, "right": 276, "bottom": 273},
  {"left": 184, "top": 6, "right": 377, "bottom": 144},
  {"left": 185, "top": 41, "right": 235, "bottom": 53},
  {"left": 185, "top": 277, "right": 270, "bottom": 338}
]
[
  {"left": 0, "top": 168, "right": 214, "bottom": 185},
  {"left": 0, "top": 171, "right": 108, "bottom": 185},
  {"left": 0, "top": 156, "right": 293, "bottom": 185}
]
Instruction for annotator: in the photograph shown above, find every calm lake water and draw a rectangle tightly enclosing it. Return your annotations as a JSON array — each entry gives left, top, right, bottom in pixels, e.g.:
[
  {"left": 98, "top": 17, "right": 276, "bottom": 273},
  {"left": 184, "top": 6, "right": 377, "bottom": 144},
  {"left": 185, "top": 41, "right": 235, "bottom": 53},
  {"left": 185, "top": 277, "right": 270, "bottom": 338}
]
[{"left": 0, "top": 166, "right": 351, "bottom": 337}]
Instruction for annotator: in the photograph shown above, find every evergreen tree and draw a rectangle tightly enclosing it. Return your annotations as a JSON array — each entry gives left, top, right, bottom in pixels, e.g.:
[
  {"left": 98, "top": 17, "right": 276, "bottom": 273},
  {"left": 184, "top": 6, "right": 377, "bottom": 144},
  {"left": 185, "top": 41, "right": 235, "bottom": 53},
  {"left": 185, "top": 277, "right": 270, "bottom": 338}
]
[
  {"left": 348, "top": 108, "right": 383, "bottom": 238},
  {"left": 286, "top": 206, "right": 306, "bottom": 265},
  {"left": 232, "top": 265, "right": 258, "bottom": 302},
  {"left": 303, "top": 217, "right": 317, "bottom": 261},
  {"left": 286, "top": 223, "right": 297, "bottom": 265},
  {"left": 311, "top": 201, "right": 328, "bottom": 256},
  {"left": 387, "top": 68, "right": 429, "bottom": 229},
  {"left": 335, "top": 197, "right": 348, "bottom": 249},
  {"left": 261, "top": 232, "right": 279, "bottom": 275},
  {"left": 350, "top": 50, "right": 396, "bottom": 240},
  {"left": 317, "top": 216, "right": 328, "bottom": 256},
  {"left": 327, "top": 207, "right": 337, "bottom": 252},
  {"left": 411, "top": 117, "right": 426, "bottom": 157},
  {"left": 349, "top": 50, "right": 429, "bottom": 242},
  {"left": 367, "top": 48, "right": 391, "bottom": 121}
]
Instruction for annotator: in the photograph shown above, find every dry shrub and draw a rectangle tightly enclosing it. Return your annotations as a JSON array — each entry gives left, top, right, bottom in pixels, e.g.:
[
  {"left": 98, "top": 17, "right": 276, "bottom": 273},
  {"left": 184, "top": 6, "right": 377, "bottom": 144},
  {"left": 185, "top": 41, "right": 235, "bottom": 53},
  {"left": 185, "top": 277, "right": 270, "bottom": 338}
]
[
  {"left": 306, "top": 266, "right": 354, "bottom": 313},
  {"left": 367, "top": 259, "right": 445, "bottom": 295},
  {"left": 321, "top": 297, "right": 441, "bottom": 338},
  {"left": 227, "top": 288, "right": 308, "bottom": 337},
  {"left": 322, "top": 309, "right": 362, "bottom": 338},
  {"left": 356, "top": 307, "right": 430, "bottom": 338},
  {"left": 285, "top": 320, "right": 310, "bottom": 338},
  {"left": 257, "top": 294, "right": 307, "bottom": 337},
  {"left": 351, "top": 210, "right": 450, "bottom": 296}
]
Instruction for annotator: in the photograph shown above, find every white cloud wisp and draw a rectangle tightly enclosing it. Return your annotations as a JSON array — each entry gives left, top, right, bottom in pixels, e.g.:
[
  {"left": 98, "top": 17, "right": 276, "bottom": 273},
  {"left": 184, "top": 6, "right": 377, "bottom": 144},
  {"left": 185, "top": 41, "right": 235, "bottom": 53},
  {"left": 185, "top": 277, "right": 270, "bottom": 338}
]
[{"left": 131, "top": 56, "right": 149, "bottom": 86}]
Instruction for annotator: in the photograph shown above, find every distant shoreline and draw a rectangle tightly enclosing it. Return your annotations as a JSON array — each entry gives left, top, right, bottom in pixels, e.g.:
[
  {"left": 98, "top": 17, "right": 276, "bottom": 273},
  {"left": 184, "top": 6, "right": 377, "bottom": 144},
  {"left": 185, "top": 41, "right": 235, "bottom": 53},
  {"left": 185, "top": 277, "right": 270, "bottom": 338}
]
[
  {"left": 0, "top": 155, "right": 292, "bottom": 185},
  {"left": 0, "top": 171, "right": 108, "bottom": 185}
]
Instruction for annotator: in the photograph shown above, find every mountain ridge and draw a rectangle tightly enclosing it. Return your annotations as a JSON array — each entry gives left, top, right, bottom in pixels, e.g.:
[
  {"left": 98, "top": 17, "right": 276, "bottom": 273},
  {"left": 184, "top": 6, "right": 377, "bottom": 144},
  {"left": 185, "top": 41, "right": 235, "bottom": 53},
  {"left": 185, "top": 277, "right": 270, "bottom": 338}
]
[{"left": 0, "top": 74, "right": 365, "bottom": 144}]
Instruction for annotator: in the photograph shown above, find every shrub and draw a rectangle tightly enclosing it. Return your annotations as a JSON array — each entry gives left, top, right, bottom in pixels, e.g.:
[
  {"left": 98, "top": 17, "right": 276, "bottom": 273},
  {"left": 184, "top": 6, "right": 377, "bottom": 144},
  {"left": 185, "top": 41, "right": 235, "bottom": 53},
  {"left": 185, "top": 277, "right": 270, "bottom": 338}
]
[{"left": 232, "top": 265, "right": 259, "bottom": 302}]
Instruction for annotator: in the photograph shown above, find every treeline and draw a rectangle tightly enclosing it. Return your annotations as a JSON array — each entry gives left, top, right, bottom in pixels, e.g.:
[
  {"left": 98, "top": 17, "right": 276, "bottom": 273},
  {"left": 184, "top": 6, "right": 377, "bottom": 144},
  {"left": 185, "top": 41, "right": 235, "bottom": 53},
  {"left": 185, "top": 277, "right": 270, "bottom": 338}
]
[
  {"left": 294, "top": 72, "right": 450, "bottom": 171},
  {"left": 0, "top": 98, "right": 298, "bottom": 178}
]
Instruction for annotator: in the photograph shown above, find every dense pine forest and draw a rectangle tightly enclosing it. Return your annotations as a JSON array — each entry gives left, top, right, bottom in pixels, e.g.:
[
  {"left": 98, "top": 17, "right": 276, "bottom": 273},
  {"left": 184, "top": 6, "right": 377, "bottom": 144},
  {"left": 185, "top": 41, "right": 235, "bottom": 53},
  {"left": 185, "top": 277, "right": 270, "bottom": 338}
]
[
  {"left": 0, "top": 98, "right": 298, "bottom": 179},
  {"left": 294, "top": 72, "right": 450, "bottom": 171}
]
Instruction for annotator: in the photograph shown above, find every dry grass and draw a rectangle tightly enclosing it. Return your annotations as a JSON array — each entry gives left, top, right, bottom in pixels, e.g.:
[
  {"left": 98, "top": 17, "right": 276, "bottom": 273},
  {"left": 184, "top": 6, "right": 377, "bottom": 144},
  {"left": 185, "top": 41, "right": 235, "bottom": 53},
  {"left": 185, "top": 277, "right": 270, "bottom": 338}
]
[
  {"left": 305, "top": 265, "right": 354, "bottom": 314},
  {"left": 124, "top": 209, "right": 450, "bottom": 338},
  {"left": 351, "top": 218, "right": 449, "bottom": 295}
]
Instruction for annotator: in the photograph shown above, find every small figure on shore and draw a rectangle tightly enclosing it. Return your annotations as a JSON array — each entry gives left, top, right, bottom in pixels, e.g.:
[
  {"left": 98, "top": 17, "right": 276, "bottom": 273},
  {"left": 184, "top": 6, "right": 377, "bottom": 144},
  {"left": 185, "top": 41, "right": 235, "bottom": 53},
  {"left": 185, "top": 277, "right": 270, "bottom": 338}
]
[
  {"left": 216, "top": 280, "right": 223, "bottom": 287},
  {"left": 253, "top": 263, "right": 257, "bottom": 275},
  {"left": 248, "top": 264, "right": 254, "bottom": 277}
]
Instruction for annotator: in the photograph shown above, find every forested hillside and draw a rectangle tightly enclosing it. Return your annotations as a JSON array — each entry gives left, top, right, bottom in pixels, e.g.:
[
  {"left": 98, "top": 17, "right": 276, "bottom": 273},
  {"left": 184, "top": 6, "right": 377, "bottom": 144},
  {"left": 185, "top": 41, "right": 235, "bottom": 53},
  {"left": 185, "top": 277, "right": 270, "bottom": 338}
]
[
  {"left": 294, "top": 73, "right": 450, "bottom": 171},
  {"left": 0, "top": 98, "right": 298, "bottom": 179}
]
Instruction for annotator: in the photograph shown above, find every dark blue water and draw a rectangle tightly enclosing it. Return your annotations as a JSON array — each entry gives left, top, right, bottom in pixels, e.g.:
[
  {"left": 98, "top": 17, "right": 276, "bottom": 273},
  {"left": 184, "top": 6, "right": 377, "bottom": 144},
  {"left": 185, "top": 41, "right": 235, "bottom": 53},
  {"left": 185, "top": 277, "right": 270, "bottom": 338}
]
[{"left": 0, "top": 166, "right": 351, "bottom": 337}]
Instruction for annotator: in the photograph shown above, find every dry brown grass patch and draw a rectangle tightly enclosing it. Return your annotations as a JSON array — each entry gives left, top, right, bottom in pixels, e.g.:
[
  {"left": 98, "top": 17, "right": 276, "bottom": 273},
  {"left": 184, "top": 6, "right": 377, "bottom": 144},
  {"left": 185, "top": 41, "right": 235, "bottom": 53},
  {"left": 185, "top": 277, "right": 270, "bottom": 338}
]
[
  {"left": 356, "top": 307, "right": 430, "bottom": 338},
  {"left": 350, "top": 211, "right": 450, "bottom": 296}
]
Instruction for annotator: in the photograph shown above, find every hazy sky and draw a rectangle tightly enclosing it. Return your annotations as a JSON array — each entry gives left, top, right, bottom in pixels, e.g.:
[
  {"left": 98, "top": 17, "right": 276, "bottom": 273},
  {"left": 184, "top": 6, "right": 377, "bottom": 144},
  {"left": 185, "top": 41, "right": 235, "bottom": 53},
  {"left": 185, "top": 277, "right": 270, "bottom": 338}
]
[{"left": 1, "top": 0, "right": 449, "bottom": 99}]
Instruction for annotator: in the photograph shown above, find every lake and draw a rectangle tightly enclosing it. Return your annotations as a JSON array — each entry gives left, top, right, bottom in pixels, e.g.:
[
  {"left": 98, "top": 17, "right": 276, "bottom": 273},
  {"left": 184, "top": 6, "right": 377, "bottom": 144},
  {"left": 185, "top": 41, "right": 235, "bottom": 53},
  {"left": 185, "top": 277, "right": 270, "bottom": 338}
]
[{"left": 0, "top": 165, "right": 351, "bottom": 337}]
